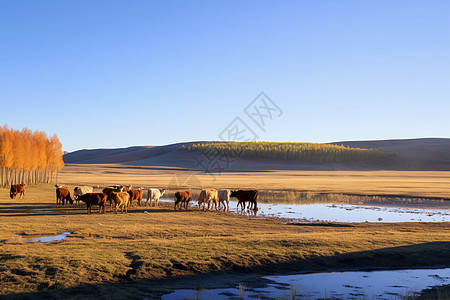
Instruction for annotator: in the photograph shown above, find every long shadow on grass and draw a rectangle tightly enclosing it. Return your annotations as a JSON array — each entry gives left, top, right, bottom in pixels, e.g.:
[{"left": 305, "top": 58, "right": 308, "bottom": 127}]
[
  {"left": 0, "top": 202, "right": 174, "bottom": 217},
  {"left": 0, "top": 202, "right": 78, "bottom": 217},
  {"left": 3, "top": 241, "right": 450, "bottom": 299}
]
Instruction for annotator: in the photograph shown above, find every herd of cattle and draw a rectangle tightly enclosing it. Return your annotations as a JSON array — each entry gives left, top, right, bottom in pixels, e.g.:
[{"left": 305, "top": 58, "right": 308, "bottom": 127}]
[{"left": 9, "top": 183, "right": 258, "bottom": 214}]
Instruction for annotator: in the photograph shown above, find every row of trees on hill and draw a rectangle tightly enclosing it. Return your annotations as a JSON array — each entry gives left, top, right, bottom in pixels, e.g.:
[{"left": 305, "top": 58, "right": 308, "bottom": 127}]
[
  {"left": 0, "top": 125, "right": 64, "bottom": 187},
  {"left": 182, "top": 142, "right": 396, "bottom": 163}
]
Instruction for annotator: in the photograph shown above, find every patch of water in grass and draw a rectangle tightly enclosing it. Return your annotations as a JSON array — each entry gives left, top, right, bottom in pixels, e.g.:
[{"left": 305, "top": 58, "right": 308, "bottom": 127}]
[{"left": 24, "top": 232, "right": 71, "bottom": 243}]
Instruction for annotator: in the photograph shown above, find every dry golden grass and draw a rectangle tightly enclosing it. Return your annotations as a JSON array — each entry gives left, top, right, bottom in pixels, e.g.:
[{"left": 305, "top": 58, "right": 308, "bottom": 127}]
[
  {"left": 1, "top": 182, "right": 450, "bottom": 297},
  {"left": 60, "top": 164, "right": 450, "bottom": 198}
]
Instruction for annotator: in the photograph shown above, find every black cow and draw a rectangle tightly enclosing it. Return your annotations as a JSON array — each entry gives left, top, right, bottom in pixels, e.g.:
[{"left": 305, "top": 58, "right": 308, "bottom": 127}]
[
  {"left": 78, "top": 193, "right": 107, "bottom": 214},
  {"left": 230, "top": 190, "right": 258, "bottom": 210}
]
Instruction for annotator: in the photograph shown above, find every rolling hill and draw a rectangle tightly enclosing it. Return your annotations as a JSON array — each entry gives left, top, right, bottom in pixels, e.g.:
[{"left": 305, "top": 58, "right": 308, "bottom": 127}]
[{"left": 63, "top": 138, "right": 450, "bottom": 171}]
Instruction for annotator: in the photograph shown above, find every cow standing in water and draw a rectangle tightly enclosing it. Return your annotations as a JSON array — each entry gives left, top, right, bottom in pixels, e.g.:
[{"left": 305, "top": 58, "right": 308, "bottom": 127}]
[
  {"left": 230, "top": 190, "right": 258, "bottom": 210},
  {"left": 197, "top": 189, "right": 219, "bottom": 211},
  {"left": 217, "top": 189, "right": 231, "bottom": 211},
  {"left": 10, "top": 184, "right": 26, "bottom": 199}
]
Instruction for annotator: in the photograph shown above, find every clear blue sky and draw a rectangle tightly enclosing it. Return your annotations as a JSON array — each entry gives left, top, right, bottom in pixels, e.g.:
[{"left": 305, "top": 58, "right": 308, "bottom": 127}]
[{"left": 1, "top": 1, "right": 449, "bottom": 152}]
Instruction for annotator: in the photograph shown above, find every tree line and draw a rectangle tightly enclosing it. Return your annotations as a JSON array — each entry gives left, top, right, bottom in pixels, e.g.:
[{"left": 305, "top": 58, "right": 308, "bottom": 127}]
[
  {"left": 0, "top": 125, "right": 65, "bottom": 187},
  {"left": 182, "top": 142, "right": 396, "bottom": 163}
]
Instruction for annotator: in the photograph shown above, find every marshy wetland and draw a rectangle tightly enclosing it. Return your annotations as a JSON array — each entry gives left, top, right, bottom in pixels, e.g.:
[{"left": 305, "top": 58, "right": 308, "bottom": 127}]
[{"left": 1, "top": 167, "right": 450, "bottom": 299}]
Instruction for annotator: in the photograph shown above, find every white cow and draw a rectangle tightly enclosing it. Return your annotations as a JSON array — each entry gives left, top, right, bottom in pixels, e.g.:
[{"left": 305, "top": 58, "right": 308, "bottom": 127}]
[
  {"left": 146, "top": 188, "right": 166, "bottom": 206},
  {"left": 73, "top": 186, "right": 93, "bottom": 204},
  {"left": 217, "top": 189, "right": 230, "bottom": 211}
]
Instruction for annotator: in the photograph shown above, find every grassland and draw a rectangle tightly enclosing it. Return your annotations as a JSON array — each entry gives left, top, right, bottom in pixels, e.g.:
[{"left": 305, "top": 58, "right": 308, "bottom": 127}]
[
  {"left": 61, "top": 164, "right": 450, "bottom": 199},
  {"left": 1, "top": 175, "right": 450, "bottom": 298}
]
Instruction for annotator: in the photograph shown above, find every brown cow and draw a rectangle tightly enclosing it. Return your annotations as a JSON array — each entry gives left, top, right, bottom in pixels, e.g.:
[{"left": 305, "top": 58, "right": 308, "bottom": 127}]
[
  {"left": 230, "top": 190, "right": 258, "bottom": 210},
  {"left": 103, "top": 186, "right": 123, "bottom": 210},
  {"left": 128, "top": 189, "right": 143, "bottom": 207},
  {"left": 174, "top": 191, "right": 192, "bottom": 210},
  {"left": 10, "top": 184, "right": 26, "bottom": 199},
  {"left": 56, "top": 187, "right": 73, "bottom": 205},
  {"left": 110, "top": 191, "right": 130, "bottom": 214},
  {"left": 78, "top": 193, "right": 107, "bottom": 214}
]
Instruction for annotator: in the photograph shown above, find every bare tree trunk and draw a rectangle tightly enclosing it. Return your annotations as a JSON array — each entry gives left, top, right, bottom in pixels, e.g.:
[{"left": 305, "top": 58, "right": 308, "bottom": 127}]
[{"left": 8, "top": 169, "right": 12, "bottom": 186}]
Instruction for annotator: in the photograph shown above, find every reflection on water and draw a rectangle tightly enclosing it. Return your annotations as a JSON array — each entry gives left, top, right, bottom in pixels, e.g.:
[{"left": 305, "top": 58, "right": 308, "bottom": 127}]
[
  {"left": 258, "top": 190, "right": 449, "bottom": 208},
  {"left": 25, "top": 232, "right": 71, "bottom": 243},
  {"left": 162, "top": 268, "right": 450, "bottom": 300},
  {"left": 161, "top": 190, "right": 450, "bottom": 223},
  {"left": 244, "top": 202, "right": 450, "bottom": 223}
]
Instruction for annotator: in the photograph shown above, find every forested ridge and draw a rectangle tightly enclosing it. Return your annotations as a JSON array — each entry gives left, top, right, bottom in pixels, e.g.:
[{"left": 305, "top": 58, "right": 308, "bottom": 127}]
[
  {"left": 0, "top": 125, "right": 64, "bottom": 187},
  {"left": 182, "top": 142, "right": 396, "bottom": 163}
]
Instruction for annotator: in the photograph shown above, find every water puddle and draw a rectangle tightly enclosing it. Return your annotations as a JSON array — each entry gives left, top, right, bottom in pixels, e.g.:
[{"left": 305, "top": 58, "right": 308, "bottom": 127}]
[
  {"left": 25, "top": 232, "right": 71, "bottom": 243},
  {"left": 162, "top": 268, "right": 450, "bottom": 299}
]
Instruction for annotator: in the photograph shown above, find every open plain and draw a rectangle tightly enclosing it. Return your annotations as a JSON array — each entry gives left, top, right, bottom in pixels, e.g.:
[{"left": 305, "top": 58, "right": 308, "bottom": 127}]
[
  {"left": 1, "top": 165, "right": 450, "bottom": 298},
  {"left": 61, "top": 163, "right": 450, "bottom": 199}
]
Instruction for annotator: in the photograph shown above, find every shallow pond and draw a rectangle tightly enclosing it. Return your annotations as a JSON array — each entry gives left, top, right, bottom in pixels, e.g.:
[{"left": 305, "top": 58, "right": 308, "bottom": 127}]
[
  {"left": 248, "top": 202, "right": 450, "bottom": 222},
  {"left": 161, "top": 191, "right": 450, "bottom": 222},
  {"left": 162, "top": 268, "right": 450, "bottom": 300}
]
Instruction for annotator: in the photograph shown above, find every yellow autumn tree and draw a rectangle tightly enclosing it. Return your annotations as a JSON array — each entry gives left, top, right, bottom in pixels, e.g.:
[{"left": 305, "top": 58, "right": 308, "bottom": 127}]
[{"left": 0, "top": 124, "right": 65, "bottom": 186}]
